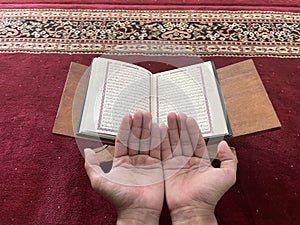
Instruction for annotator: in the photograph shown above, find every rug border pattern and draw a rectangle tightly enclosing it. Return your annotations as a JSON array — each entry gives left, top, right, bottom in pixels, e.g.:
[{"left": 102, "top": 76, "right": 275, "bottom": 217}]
[{"left": 0, "top": 9, "right": 299, "bottom": 58}]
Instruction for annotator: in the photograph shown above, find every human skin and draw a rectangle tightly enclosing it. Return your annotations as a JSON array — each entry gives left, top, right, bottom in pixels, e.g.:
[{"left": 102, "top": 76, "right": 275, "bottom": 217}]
[
  {"left": 84, "top": 111, "right": 237, "bottom": 225},
  {"left": 84, "top": 111, "right": 164, "bottom": 225},
  {"left": 162, "top": 113, "right": 238, "bottom": 225}
]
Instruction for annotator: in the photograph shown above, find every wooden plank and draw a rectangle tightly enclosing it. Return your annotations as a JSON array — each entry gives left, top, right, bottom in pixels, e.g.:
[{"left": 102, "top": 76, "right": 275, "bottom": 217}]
[
  {"left": 217, "top": 59, "right": 281, "bottom": 138},
  {"left": 52, "top": 62, "right": 90, "bottom": 139}
]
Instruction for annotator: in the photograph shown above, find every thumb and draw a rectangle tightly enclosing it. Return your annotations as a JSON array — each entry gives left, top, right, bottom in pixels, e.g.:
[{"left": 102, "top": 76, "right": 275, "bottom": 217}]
[
  {"left": 84, "top": 148, "right": 105, "bottom": 189},
  {"left": 217, "top": 141, "right": 238, "bottom": 173}
]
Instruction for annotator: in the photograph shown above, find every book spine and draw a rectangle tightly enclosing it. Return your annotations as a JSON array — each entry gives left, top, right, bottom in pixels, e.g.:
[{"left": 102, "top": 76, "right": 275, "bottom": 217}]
[
  {"left": 211, "top": 62, "right": 232, "bottom": 137},
  {"left": 150, "top": 75, "right": 158, "bottom": 124}
]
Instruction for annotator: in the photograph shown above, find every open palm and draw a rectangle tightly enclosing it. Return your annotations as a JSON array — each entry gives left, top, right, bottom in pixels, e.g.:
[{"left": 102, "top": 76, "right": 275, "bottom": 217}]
[
  {"left": 162, "top": 113, "right": 237, "bottom": 215},
  {"left": 85, "top": 112, "right": 164, "bottom": 219}
]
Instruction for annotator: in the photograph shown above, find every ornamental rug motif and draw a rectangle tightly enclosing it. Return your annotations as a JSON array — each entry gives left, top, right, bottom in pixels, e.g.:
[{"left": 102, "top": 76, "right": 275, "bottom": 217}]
[{"left": 0, "top": 9, "right": 299, "bottom": 57}]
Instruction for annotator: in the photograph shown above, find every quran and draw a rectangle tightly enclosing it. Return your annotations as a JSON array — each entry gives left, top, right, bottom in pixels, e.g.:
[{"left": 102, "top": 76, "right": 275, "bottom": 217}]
[{"left": 78, "top": 58, "right": 231, "bottom": 140}]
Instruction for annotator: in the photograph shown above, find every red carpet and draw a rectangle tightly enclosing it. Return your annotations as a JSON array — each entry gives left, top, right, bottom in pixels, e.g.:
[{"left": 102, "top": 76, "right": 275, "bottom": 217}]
[
  {"left": 0, "top": 0, "right": 299, "bottom": 10},
  {"left": 1, "top": 54, "right": 299, "bottom": 225},
  {"left": 0, "top": 4, "right": 299, "bottom": 225}
]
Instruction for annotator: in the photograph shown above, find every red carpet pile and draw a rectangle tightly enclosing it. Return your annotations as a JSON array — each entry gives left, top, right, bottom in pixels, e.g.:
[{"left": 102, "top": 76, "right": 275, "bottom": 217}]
[{"left": 0, "top": 1, "right": 299, "bottom": 225}]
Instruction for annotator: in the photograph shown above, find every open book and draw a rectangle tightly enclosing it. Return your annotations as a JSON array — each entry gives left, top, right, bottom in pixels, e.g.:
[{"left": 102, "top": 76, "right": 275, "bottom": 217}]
[{"left": 78, "top": 58, "right": 231, "bottom": 140}]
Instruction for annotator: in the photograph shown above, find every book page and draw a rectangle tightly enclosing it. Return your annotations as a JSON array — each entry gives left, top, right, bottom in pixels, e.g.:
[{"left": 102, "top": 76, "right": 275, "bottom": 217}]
[
  {"left": 155, "top": 62, "right": 229, "bottom": 137},
  {"left": 80, "top": 58, "right": 151, "bottom": 136}
]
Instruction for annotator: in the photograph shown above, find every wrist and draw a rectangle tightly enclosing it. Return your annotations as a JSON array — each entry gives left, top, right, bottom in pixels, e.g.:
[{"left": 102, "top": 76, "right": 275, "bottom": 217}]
[
  {"left": 117, "top": 208, "right": 160, "bottom": 225},
  {"left": 171, "top": 207, "right": 217, "bottom": 225}
]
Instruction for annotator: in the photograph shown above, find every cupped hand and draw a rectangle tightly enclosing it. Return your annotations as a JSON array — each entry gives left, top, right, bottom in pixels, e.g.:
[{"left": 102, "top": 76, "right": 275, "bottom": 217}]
[
  {"left": 162, "top": 112, "right": 238, "bottom": 224},
  {"left": 84, "top": 111, "right": 164, "bottom": 225}
]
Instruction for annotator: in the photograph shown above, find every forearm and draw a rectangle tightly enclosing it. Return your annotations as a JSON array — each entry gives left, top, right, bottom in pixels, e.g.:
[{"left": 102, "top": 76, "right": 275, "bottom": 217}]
[
  {"left": 171, "top": 207, "right": 217, "bottom": 225},
  {"left": 117, "top": 208, "right": 160, "bottom": 225}
]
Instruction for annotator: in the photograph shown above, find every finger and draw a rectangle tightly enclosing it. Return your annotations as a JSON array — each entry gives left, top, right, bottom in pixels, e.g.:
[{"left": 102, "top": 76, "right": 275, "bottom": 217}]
[
  {"left": 139, "top": 112, "right": 152, "bottom": 155},
  {"left": 230, "top": 147, "right": 238, "bottom": 163},
  {"left": 186, "top": 117, "right": 207, "bottom": 159},
  {"left": 160, "top": 123, "right": 172, "bottom": 161},
  {"left": 216, "top": 141, "right": 238, "bottom": 186},
  {"left": 150, "top": 123, "right": 161, "bottom": 160},
  {"left": 214, "top": 146, "right": 238, "bottom": 163},
  {"left": 167, "top": 112, "right": 182, "bottom": 156},
  {"left": 128, "top": 111, "right": 143, "bottom": 155},
  {"left": 84, "top": 148, "right": 105, "bottom": 189},
  {"left": 178, "top": 113, "right": 193, "bottom": 157},
  {"left": 115, "top": 114, "right": 132, "bottom": 158},
  {"left": 217, "top": 141, "right": 238, "bottom": 174}
]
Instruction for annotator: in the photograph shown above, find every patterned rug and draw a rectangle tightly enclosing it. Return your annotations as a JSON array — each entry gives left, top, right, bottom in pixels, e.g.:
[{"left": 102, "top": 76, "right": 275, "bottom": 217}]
[{"left": 0, "top": 9, "right": 299, "bottom": 57}]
